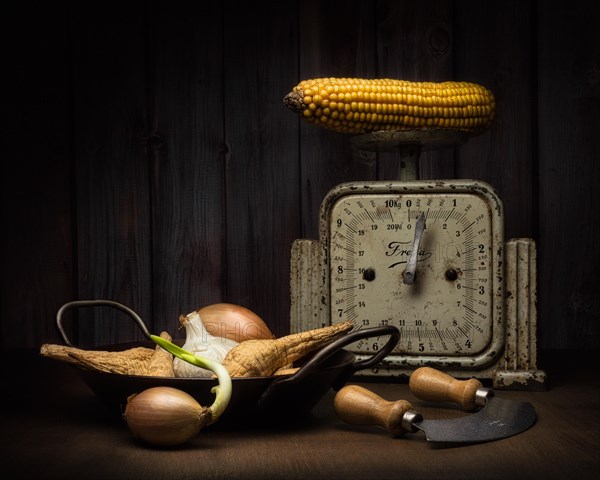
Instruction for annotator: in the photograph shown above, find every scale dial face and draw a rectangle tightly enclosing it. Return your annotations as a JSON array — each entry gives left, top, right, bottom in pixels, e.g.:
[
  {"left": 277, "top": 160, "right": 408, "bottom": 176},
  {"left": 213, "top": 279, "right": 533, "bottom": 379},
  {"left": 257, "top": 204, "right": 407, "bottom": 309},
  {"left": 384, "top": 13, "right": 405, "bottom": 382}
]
[{"left": 325, "top": 181, "right": 504, "bottom": 369}]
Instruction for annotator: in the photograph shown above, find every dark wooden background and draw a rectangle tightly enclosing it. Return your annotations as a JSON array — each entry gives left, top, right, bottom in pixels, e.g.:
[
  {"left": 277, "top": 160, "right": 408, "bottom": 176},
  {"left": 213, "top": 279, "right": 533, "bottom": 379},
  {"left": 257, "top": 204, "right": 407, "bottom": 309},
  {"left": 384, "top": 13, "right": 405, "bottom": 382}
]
[{"left": 2, "top": 0, "right": 598, "bottom": 354}]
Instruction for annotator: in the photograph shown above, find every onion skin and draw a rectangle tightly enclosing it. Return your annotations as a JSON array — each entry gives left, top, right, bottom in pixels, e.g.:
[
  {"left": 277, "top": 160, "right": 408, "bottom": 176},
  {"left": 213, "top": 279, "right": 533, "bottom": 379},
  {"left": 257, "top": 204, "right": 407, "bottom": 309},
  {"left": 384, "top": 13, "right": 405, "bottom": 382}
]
[
  {"left": 198, "top": 303, "right": 275, "bottom": 343},
  {"left": 124, "top": 386, "right": 211, "bottom": 446}
]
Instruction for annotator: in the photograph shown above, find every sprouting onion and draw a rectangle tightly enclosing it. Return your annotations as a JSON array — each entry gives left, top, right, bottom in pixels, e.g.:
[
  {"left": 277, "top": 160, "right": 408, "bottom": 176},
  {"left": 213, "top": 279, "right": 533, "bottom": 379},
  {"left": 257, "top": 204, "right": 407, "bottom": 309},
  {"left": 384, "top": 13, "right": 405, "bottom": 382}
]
[
  {"left": 123, "top": 335, "right": 232, "bottom": 446},
  {"left": 150, "top": 334, "right": 232, "bottom": 421}
]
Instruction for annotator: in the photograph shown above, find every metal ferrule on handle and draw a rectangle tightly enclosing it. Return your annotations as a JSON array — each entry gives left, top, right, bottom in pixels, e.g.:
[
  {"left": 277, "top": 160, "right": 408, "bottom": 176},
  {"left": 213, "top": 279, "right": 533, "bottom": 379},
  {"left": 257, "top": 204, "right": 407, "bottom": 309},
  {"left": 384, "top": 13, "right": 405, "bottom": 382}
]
[
  {"left": 401, "top": 410, "right": 424, "bottom": 433},
  {"left": 475, "top": 387, "right": 494, "bottom": 408}
]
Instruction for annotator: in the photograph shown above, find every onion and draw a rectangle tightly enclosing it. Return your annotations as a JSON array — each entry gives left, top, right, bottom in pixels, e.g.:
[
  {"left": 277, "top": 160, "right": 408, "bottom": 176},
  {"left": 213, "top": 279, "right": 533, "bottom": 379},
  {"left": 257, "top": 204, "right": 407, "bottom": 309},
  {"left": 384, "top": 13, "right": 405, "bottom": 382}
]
[
  {"left": 198, "top": 303, "right": 275, "bottom": 343},
  {"left": 124, "top": 386, "right": 211, "bottom": 446}
]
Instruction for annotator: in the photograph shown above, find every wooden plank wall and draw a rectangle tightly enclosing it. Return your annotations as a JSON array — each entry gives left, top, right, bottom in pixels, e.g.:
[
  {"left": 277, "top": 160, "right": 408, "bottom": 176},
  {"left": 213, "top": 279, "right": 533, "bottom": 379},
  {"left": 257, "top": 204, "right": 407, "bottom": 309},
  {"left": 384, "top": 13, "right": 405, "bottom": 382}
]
[{"left": 2, "top": 0, "right": 598, "bottom": 352}]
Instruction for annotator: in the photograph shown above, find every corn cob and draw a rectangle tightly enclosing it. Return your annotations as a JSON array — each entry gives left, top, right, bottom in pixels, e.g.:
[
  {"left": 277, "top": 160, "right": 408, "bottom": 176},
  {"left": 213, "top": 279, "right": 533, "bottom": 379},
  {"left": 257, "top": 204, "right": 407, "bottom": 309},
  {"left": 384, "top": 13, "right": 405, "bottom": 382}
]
[{"left": 283, "top": 77, "right": 495, "bottom": 135}]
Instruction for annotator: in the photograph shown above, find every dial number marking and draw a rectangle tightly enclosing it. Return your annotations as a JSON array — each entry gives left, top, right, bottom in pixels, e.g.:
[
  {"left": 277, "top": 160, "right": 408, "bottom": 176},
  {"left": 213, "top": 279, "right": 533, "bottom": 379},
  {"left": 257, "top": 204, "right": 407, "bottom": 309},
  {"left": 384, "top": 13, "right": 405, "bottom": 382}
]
[{"left": 329, "top": 193, "right": 494, "bottom": 357}]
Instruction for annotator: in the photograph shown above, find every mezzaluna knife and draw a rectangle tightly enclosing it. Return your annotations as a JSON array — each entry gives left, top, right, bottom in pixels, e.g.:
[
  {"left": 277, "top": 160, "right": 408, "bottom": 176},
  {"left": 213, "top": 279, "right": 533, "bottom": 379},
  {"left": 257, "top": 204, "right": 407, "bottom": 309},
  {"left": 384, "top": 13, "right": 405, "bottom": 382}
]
[{"left": 334, "top": 367, "right": 536, "bottom": 443}]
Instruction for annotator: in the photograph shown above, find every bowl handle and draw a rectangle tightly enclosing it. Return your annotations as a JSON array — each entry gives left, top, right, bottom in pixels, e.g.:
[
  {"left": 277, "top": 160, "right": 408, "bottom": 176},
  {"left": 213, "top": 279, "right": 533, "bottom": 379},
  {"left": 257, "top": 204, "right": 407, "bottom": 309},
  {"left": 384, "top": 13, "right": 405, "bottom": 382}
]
[
  {"left": 266, "top": 325, "right": 399, "bottom": 389},
  {"left": 56, "top": 300, "right": 152, "bottom": 347}
]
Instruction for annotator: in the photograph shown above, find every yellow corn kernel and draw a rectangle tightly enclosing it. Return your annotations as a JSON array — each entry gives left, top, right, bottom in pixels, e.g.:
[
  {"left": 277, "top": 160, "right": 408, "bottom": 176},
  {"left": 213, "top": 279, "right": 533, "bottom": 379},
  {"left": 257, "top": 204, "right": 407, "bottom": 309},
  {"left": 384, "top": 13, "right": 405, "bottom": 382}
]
[{"left": 283, "top": 77, "right": 496, "bottom": 135}]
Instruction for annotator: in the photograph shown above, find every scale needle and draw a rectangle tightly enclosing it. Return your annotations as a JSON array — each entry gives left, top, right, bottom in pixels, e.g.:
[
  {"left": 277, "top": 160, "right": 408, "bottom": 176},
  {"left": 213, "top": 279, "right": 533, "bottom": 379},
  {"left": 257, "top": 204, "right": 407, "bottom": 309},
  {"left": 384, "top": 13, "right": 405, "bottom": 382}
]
[{"left": 403, "top": 212, "right": 426, "bottom": 285}]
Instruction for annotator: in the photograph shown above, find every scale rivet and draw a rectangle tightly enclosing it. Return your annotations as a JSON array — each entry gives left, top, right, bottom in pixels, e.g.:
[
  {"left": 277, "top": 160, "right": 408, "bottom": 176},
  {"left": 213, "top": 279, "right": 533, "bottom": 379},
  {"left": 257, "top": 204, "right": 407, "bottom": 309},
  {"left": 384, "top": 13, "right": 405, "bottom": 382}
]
[
  {"left": 445, "top": 269, "right": 458, "bottom": 281},
  {"left": 363, "top": 267, "right": 376, "bottom": 281}
]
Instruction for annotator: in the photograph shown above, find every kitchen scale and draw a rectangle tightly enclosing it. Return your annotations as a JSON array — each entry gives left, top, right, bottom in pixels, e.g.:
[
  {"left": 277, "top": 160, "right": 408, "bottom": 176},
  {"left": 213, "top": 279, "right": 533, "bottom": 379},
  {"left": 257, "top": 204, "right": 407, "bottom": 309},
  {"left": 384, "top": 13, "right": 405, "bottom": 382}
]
[{"left": 289, "top": 130, "right": 546, "bottom": 390}]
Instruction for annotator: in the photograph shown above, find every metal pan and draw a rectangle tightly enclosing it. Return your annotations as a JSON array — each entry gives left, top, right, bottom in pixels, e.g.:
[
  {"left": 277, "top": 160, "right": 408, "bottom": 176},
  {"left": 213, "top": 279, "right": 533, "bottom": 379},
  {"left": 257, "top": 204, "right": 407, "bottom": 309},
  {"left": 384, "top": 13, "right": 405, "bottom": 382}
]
[{"left": 56, "top": 300, "right": 399, "bottom": 427}]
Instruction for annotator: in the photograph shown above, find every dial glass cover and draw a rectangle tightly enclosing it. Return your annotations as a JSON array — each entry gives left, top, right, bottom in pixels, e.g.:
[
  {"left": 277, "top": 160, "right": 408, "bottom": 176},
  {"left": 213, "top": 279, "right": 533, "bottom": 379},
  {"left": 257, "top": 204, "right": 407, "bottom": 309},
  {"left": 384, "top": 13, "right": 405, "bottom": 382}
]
[{"left": 328, "top": 191, "right": 497, "bottom": 358}]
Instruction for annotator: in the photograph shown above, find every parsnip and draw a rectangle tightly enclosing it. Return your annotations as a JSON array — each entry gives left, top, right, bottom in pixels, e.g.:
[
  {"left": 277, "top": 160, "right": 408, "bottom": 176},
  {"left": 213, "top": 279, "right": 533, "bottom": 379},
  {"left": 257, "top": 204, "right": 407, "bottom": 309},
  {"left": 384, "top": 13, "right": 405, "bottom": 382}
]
[
  {"left": 40, "top": 343, "right": 155, "bottom": 376},
  {"left": 273, "top": 367, "right": 300, "bottom": 376},
  {"left": 221, "top": 321, "right": 353, "bottom": 377},
  {"left": 145, "top": 331, "right": 175, "bottom": 377}
]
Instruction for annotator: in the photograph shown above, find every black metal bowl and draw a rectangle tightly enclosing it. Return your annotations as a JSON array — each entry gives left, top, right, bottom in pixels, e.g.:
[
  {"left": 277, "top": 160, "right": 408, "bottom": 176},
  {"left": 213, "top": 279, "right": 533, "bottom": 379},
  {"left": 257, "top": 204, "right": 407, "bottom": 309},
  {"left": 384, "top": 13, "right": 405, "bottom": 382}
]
[{"left": 56, "top": 300, "right": 399, "bottom": 427}]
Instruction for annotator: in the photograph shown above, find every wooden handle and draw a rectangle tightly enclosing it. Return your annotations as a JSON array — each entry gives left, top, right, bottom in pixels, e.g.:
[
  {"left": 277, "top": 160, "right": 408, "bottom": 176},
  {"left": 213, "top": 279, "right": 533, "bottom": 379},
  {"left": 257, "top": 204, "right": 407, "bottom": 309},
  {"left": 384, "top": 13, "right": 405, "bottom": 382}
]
[
  {"left": 333, "top": 385, "right": 414, "bottom": 436},
  {"left": 409, "top": 367, "right": 483, "bottom": 411}
]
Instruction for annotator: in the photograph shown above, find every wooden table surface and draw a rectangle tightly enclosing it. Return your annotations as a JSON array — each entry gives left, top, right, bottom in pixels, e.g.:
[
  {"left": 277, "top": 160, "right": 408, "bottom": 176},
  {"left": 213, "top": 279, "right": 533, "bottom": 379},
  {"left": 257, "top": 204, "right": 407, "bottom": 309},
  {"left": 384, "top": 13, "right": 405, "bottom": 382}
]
[{"left": 3, "top": 349, "right": 598, "bottom": 480}]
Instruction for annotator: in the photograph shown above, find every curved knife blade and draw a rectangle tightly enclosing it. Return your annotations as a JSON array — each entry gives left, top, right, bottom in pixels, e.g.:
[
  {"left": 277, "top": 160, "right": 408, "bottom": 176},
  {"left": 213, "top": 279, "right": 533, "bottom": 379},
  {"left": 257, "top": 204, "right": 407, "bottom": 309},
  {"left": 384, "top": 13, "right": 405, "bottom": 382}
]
[{"left": 413, "top": 397, "right": 537, "bottom": 443}]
